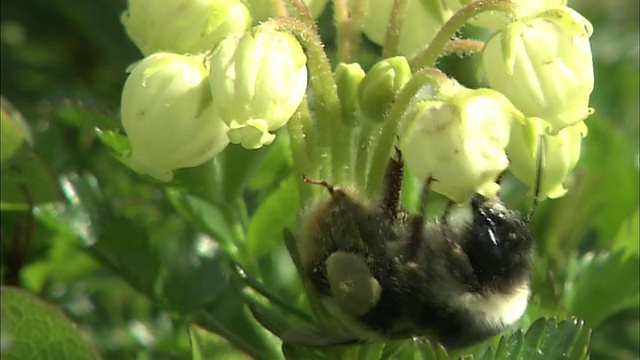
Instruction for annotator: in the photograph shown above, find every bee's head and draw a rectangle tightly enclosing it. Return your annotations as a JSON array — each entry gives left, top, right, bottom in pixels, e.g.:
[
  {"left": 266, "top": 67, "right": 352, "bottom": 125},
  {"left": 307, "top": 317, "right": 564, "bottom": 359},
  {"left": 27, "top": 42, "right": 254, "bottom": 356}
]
[{"left": 462, "top": 194, "right": 534, "bottom": 293}]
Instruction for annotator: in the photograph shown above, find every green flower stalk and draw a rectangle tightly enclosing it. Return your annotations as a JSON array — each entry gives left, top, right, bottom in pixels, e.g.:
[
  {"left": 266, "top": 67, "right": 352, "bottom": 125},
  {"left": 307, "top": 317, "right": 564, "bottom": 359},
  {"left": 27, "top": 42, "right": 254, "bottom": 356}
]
[
  {"left": 244, "top": 0, "right": 329, "bottom": 22},
  {"left": 507, "top": 117, "right": 587, "bottom": 200},
  {"left": 398, "top": 80, "right": 523, "bottom": 203},
  {"left": 481, "top": 6, "right": 594, "bottom": 134},
  {"left": 357, "top": 56, "right": 412, "bottom": 123},
  {"left": 121, "top": 53, "right": 229, "bottom": 181},
  {"left": 445, "top": 0, "right": 566, "bottom": 29},
  {"left": 356, "top": 0, "right": 455, "bottom": 57},
  {"left": 208, "top": 28, "right": 308, "bottom": 150},
  {"left": 122, "top": 0, "right": 251, "bottom": 56}
]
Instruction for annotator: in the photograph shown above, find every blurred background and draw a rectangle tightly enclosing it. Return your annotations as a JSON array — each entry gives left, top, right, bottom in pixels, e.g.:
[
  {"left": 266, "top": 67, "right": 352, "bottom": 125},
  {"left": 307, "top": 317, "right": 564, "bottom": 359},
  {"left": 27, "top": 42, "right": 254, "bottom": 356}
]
[{"left": 1, "top": 0, "right": 638, "bottom": 359}]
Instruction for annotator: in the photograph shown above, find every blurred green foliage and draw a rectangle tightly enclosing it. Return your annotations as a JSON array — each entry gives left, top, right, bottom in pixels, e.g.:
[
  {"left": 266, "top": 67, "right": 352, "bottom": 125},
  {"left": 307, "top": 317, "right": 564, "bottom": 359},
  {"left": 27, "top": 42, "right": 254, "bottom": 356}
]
[{"left": 1, "top": 0, "right": 638, "bottom": 359}]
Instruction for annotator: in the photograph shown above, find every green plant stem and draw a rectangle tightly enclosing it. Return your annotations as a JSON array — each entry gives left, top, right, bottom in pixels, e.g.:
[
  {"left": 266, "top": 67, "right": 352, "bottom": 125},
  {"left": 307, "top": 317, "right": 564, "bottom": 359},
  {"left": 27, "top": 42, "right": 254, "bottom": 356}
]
[
  {"left": 287, "top": 104, "right": 316, "bottom": 203},
  {"left": 409, "top": 0, "right": 516, "bottom": 70},
  {"left": 334, "top": 0, "right": 350, "bottom": 61},
  {"left": 270, "top": 0, "right": 288, "bottom": 17},
  {"left": 354, "top": 121, "right": 377, "bottom": 190},
  {"left": 365, "top": 67, "right": 449, "bottom": 197},
  {"left": 229, "top": 213, "right": 249, "bottom": 261},
  {"left": 287, "top": 103, "right": 313, "bottom": 177},
  {"left": 263, "top": 17, "right": 345, "bottom": 185},
  {"left": 288, "top": 0, "right": 317, "bottom": 29},
  {"left": 334, "top": 0, "right": 369, "bottom": 62},
  {"left": 442, "top": 39, "right": 485, "bottom": 57},
  {"left": 348, "top": 0, "right": 369, "bottom": 60},
  {"left": 382, "top": 0, "right": 410, "bottom": 57}
]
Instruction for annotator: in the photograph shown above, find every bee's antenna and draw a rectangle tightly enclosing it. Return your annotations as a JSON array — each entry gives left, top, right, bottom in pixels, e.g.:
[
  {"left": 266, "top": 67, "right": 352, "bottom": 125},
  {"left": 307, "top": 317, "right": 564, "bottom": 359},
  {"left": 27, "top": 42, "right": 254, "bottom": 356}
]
[
  {"left": 302, "top": 175, "right": 335, "bottom": 194},
  {"left": 526, "top": 134, "right": 545, "bottom": 222}
]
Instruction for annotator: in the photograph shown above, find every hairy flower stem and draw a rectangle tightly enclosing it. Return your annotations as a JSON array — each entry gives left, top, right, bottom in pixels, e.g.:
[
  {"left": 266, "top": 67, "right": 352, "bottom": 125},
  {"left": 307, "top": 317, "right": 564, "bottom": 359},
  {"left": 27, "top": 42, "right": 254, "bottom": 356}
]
[
  {"left": 288, "top": 102, "right": 317, "bottom": 203},
  {"left": 287, "top": 0, "right": 316, "bottom": 28},
  {"left": 287, "top": 105, "right": 312, "bottom": 175},
  {"left": 270, "top": 0, "right": 288, "bottom": 17},
  {"left": 335, "top": 0, "right": 369, "bottom": 62},
  {"left": 354, "top": 121, "right": 377, "bottom": 190},
  {"left": 410, "top": 0, "right": 516, "bottom": 70},
  {"left": 263, "top": 16, "right": 350, "bottom": 186},
  {"left": 366, "top": 67, "right": 449, "bottom": 197},
  {"left": 442, "top": 39, "right": 485, "bottom": 57},
  {"left": 382, "top": 0, "right": 410, "bottom": 57}
]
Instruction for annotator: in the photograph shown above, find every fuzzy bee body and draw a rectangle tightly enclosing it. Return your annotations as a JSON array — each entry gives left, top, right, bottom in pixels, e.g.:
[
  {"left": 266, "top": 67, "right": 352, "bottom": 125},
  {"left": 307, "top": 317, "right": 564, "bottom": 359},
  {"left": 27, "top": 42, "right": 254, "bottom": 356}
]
[{"left": 286, "top": 155, "right": 534, "bottom": 349}]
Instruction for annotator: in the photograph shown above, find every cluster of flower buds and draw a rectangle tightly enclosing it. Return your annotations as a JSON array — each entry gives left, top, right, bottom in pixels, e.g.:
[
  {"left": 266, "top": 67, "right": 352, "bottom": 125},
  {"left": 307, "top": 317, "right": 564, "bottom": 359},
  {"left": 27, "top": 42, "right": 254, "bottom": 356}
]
[
  {"left": 117, "top": 0, "right": 594, "bottom": 203},
  {"left": 120, "top": 0, "right": 308, "bottom": 181},
  {"left": 350, "top": 0, "right": 594, "bottom": 202},
  {"left": 479, "top": 4, "right": 594, "bottom": 200}
]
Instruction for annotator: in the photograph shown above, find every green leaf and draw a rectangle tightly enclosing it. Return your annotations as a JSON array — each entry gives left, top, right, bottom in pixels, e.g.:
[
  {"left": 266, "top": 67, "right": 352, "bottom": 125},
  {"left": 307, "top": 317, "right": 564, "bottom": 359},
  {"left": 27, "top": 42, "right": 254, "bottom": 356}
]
[
  {"left": 406, "top": 338, "right": 450, "bottom": 360},
  {"left": 230, "top": 261, "right": 311, "bottom": 323},
  {"left": 153, "top": 224, "right": 232, "bottom": 314},
  {"left": 578, "top": 119, "right": 639, "bottom": 247},
  {"left": 167, "top": 190, "right": 238, "bottom": 257},
  {"left": 282, "top": 343, "right": 327, "bottom": 360},
  {"left": 248, "top": 132, "right": 293, "bottom": 191},
  {"left": 35, "top": 173, "right": 161, "bottom": 296},
  {"left": 1, "top": 286, "right": 98, "bottom": 360},
  {"left": 197, "top": 289, "right": 284, "bottom": 360},
  {"left": 94, "top": 128, "right": 130, "bottom": 157},
  {"left": 482, "top": 318, "right": 591, "bottom": 360},
  {"left": 356, "top": 342, "right": 385, "bottom": 360},
  {"left": 171, "top": 159, "right": 224, "bottom": 204},
  {"left": 563, "top": 251, "right": 640, "bottom": 327},
  {"left": 247, "top": 175, "right": 299, "bottom": 260},
  {"left": 36, "top": 173, "right": 232, "bottom": 313},
  {"left": 245, "top": 293, "right": 296, "bottom": 339},
  {"left": 189, "top": 323, "right": 249, "bottom": 360},
  {"left": 1, "top": 98, "right": 62, "bottom": 210},
  {"left": 1, "top": 97, "right": 33, "bottom": 163},
  {"left": 611, "top": 208, "right": 639, "bottom": 260},
  {"left": 221, "top": 144, "right": 270, "bottom": 203},
  {"left": 53, "top": 100, "right": 120, "bottom": 130},
  {"left": 1, "top": 149, "right": 63, "bottom": 210}
]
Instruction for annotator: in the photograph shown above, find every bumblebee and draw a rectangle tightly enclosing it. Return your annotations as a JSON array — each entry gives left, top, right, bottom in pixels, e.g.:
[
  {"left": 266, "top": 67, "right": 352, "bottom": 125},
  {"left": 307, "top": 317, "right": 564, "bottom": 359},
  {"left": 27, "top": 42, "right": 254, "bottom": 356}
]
[{"left": 284, "top": 150, "right": 534, "bottom": 349}]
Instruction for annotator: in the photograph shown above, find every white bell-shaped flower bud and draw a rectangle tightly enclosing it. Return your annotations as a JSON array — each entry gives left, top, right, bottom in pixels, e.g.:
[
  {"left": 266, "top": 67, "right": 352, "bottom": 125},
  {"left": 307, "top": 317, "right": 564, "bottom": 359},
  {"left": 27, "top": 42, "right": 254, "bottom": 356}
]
[
  {"left": 122, "top": 0, "right": 251, "bottom": 56},
  {"left": 399, "top": 81, "right": 523, "bottom": 203},
  {"left": 121, "top": 53, "right": 229, "bottom": 181},
  {"left": 482, "top": 6, "right": 594, "bottom": 134},
  {"left": 208, "top": 28, "right": 308, "bottom": 149},
  {"left": 507, "top": 117, "right": 587, "bottom": 200}
]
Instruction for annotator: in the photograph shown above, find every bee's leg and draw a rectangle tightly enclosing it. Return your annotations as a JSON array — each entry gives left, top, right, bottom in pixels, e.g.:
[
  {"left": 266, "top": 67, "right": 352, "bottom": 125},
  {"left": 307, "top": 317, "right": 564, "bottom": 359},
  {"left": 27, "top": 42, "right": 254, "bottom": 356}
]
[
  {"left": 404, "top": 215, "right": 424, "bottom": 263},
  {"left": 527, "top": 134, "right": 545, "bottom": 222},
  {"left": 381, "top": 146, "right": 404, "bottom": 220},
  {"left": 405, "top": 176, "right": 436, "bottom": 262},
  {"left": 441, "top": 200, "right": 455, "bottom": 220},
  {"left": 302, "top": 175, "right": 336, "bottom": 194}
]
